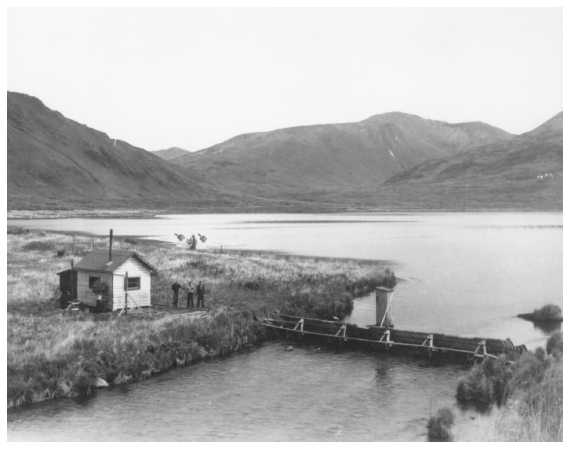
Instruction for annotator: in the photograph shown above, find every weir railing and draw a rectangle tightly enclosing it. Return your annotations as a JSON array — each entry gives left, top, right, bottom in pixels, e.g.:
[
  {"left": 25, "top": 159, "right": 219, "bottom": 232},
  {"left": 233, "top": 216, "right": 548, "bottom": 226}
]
[{"left": 261, "top": 313, "right": 526, "bottom": 362}]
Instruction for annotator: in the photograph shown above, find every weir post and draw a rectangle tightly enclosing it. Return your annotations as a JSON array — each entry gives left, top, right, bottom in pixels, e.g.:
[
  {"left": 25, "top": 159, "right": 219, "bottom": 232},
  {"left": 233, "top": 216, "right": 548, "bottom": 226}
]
[{"left": 376, "top": 287, "right": 394, "bottom": 328}]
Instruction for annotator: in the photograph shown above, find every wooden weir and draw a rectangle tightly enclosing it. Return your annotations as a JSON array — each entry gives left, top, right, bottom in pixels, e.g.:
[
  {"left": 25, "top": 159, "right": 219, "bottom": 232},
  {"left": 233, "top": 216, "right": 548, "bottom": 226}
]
[{"left": 261, "top": 313, "right": 527, "bottom": 362}]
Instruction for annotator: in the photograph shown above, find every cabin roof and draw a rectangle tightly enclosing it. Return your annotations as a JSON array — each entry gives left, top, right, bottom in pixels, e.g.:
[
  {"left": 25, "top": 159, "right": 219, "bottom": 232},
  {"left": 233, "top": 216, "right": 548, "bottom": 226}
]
[{"left": 73, "top": 249, "right": 156, "bottom": 273}]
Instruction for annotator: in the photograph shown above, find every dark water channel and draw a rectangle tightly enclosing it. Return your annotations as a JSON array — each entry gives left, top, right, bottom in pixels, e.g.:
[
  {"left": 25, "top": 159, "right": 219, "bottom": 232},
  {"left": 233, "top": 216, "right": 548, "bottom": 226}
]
[
  {"left": 8, "top": 340, "right": 490, "bottom": 442},
  {"left": 7, "top": 212, "right": 562, "bottom": 441}
]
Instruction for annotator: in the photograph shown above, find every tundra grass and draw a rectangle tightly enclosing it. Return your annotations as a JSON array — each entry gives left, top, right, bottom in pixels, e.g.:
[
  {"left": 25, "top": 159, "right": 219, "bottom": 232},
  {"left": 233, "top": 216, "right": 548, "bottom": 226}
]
[{"left": 7, "top": 229, "right": 396, "bottom": 407}]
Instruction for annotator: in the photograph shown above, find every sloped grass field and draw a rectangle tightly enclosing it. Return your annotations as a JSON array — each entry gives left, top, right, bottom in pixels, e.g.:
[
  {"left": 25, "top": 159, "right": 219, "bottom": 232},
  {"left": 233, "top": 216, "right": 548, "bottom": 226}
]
[{"left": 7, "top": 228, "right": 395, "bottom": 407}]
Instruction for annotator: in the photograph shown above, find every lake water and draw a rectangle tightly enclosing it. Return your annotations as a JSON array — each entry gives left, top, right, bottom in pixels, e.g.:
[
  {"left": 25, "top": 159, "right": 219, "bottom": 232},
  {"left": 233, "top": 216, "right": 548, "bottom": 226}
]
[{"left": 7, "top": 212, "right": 563, "bottom": 441}]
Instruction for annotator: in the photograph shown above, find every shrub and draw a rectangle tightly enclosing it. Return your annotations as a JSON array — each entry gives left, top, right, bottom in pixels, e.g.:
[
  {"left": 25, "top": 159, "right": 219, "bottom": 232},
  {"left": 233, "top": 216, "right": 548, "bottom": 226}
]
[
  {"left": 456, "top": 356, "right": 513, "bottom": 405},
  {"left": 427, "top": 406, "right": 455, "bottom": 438},
  {"left": 479, "top": 354, "right": 562, "bottom": 441},
  {"left": 534, "top": 346, "right": 546, "bottom": 361},
  {"left": 72, "top": 369, "right": 95, "bottom": 396},
  {"left": 123, "top": 238, "right": 138, "bottom": 245},
  {"left": 546, "top": 331, "right": 562, "bottom": 357},
  {"left": 72, "top": 246, "right": 90, "bottom": 257},
  {"left": 382, "top": 268, "right": 397, "bottom": 289},
  {"left": 509, "top": 352, "right": 550, "bottom": 393},
  {"left": 532, "top": 304, "right": 562, "bottom": 321},
  {"left": 22, "top": 241, "right": 56, "bottom": 252},
  {"left": 8, "top": 227, "right": 30, "bottom": 235}
]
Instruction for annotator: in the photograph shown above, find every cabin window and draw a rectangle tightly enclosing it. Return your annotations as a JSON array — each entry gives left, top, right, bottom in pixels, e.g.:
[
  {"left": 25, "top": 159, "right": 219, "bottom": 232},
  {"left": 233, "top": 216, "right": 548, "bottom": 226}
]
[
  {"left": 127, "top": 277, "right": 141, "bottom": 290},
  {"left": 89, "top": 276, "right": 100, "bottom": 288}
]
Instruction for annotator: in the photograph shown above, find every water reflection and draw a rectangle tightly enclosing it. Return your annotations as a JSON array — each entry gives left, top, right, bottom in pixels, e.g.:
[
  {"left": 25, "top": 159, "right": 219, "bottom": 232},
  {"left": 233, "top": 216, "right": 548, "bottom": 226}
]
[
  {"left": 373, "top": 358, "right": 392, "bottom": 383},
  {"left": 530, "top": 320, "right": 562, "bottom": 334},
  {"left": 456, "top": 399, "right": 493, "bottom": 416}
]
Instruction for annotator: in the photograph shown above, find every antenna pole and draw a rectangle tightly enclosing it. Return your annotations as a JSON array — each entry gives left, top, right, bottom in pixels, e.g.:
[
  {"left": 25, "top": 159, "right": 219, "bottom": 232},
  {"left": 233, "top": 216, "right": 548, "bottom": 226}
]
[
  {"left": 71, "top": 259, "right": 74, "bottom": 301},
  {"left": 125, "top": 271, "right": 128, "bottom": 316},
  {"left": 109, "top": 229, "right": 113, "bottom": 262}
]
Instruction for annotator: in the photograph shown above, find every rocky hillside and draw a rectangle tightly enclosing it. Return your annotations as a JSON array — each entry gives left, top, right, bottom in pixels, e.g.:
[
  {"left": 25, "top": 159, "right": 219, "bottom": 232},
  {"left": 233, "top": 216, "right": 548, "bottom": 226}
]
[
  {"left": 174, "top": 112, "right": 513, "bottom": 196},
  {"left": 7, "top": 92, "right": 220, "bottom": 209}
]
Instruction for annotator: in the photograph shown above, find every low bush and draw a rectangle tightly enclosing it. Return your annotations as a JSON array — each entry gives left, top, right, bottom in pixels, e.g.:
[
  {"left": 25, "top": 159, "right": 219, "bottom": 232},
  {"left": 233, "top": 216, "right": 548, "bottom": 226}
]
[
  {"left": 456, "top": 355, "right": 513, "bottom": 405},
  {"left": 22, "top": 241, "right": 56, "bottom": 252},
  {"left": 509, "top": 352, "right": 550, "bottom": 392},
  {"left": 469, "top": 333, "right": 563, "bottom": 441},
  {"left": 479, "top": 352, "right": 562, "bottom": 441},
  {"left": 532, "top": 304, "right": 563, "bottom": 321},
  {"left": 427, "top": 406, "right": 455, "bottom": 439},
  {"left": 546, "top": 331, "right": 562, "bottom": 357},
  {"left": 8, "top": 227, "right": 30, "bottom": 235}
]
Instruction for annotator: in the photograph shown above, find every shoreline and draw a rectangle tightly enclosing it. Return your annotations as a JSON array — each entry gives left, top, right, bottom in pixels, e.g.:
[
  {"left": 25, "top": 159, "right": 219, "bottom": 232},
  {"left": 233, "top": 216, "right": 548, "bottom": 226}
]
[
  {"left": 7, "top": 208, "right": 563, "bottom": 220},
  {"left": 7, "top": 229, "right": 396, "bottom": 409},
  {"left": 8, "top": 308, "right": 270, "bottom": 409}
]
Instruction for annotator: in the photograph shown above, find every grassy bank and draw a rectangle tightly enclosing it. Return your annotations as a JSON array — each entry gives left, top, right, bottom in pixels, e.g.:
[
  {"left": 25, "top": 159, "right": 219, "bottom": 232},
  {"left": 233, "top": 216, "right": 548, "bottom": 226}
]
[
  {"left": 7, "top": 228, "right": 396, "bottom": 408},
  {"left": 456, "top": 331, "right": 563, "bottom": 441}
]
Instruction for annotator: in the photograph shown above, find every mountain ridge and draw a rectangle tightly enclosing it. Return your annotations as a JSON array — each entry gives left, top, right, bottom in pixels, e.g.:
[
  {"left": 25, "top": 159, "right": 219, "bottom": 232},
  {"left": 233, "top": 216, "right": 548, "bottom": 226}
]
[
  {"left": 174, "top": 111, "right": 513, "bottom": 196},
  {"left": 9, "top": 90, "right": 558, "bottom": 212},
  {"left": 7, "top": 92, "right": 222, "bottom": 209},
  {"left": 152, "top": 147, "right": 191, "bottom": 160},
  {"left": 386, "top": 111, "right": 563, "bottom": 185}
]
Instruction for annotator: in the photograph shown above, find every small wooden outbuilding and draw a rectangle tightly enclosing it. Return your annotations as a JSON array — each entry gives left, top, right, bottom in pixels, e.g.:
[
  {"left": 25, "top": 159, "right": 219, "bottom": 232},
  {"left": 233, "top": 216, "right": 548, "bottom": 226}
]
[
  {"left": 56, "top": 268, "right": 78, "bottom": 308},
  {"left": 70, "top": 249, "right": 156, "bottom": 311}
]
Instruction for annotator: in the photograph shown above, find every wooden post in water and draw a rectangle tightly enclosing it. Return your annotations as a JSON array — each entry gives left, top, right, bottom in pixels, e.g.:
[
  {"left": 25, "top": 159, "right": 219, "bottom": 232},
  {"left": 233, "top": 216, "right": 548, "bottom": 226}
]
[{"left": 376, "top": 287, "right": 394, "bottom": 327}]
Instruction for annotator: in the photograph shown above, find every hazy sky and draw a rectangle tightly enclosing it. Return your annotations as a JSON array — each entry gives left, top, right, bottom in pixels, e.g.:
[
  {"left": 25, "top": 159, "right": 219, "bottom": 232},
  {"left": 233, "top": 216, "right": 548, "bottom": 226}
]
[{"left": 8, "top": 8, "right": 562, "bottom": 152}]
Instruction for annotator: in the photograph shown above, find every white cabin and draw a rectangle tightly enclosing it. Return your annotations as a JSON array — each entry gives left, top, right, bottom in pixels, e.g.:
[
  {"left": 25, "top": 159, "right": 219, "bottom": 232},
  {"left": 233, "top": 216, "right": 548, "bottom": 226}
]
[{"left": 73, "top": 249, "right": 156, "bottom": 311}]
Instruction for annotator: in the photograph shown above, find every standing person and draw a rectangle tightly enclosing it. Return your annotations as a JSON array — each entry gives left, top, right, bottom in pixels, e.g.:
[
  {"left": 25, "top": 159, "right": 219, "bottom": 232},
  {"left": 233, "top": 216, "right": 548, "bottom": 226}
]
[
  {"left": 171, "top": 280, "right": 182, "bottom": 308},
  {"left": 197, "top": 281, "right": 205, "bottom": 308},
  {"left": 186, "top": 280, "right": 195, "bottom": 309}
]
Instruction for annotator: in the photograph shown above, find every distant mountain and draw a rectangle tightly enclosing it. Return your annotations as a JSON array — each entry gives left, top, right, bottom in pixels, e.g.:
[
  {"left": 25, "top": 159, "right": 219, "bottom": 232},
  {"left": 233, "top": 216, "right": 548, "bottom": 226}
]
[
  {"left": 152, "top": 147, "right": 191, "bottom": 160},
  {"left": 387, "top": 112, "right": 563, "bottom": 184},
  {"left": 10, "top": 90, "right": 549, "bottom": 212},
  {"left": 7, "top": 92, "right": 217, "bottom": 209},
  {"left": 175, "top": 112, "right": 513, "bottom": 196}
]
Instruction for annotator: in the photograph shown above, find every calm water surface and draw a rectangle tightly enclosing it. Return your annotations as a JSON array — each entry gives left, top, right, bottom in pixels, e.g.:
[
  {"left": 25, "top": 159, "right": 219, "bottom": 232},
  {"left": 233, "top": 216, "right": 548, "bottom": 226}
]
[
  {"left": 7, "top": 212, "right": 562, "bottom": 441},
  {"left": 8, "top": 341, "right": 492, "bottom": 442}
]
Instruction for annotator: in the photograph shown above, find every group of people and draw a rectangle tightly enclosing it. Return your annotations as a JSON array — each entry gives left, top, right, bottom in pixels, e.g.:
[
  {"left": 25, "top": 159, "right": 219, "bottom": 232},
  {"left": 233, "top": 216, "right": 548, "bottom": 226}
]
[{"left": 171, "top": 280, "right": 206, "bottom": 309}]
